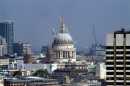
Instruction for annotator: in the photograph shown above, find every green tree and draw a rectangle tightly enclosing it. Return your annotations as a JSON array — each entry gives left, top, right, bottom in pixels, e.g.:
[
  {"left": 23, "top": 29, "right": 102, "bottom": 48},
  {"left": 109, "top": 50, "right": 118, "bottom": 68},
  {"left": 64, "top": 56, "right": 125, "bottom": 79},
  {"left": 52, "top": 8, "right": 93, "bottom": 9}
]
[
  {"left": 32, "top": 69, "right": 49, "bottom": 78},
  {"left": 13, "top": 71, "right": 22, "bottom": 77}
]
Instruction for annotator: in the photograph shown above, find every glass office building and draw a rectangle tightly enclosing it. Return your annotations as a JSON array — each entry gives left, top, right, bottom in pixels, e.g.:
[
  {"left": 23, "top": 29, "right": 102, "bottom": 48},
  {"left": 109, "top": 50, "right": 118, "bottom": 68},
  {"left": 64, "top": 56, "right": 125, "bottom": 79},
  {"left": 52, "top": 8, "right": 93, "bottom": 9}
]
[{"left": 0, "top": 21, "right": 14, "bottom": 55}]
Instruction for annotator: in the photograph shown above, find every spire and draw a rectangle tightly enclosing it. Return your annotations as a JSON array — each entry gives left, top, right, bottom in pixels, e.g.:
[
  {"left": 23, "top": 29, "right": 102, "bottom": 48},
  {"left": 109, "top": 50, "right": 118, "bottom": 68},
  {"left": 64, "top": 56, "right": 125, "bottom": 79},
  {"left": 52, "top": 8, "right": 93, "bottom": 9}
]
[
  {"left": 59, "top": 16, "right": 68, "bottom": 33},
  {"left": 60, "top": 16, "right": 64, "bottom": 29}
]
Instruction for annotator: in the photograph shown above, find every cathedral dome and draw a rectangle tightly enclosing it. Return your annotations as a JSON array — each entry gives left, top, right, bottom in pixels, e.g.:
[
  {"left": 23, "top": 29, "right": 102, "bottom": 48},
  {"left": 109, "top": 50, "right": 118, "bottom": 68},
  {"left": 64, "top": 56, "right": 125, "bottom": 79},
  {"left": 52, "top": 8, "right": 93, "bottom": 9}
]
[
  {"left": 52, "top": 17, "right": 73, "bottom": 45},
  {"left": 53, "top": 33, "right": 73, "bottom": 45}
]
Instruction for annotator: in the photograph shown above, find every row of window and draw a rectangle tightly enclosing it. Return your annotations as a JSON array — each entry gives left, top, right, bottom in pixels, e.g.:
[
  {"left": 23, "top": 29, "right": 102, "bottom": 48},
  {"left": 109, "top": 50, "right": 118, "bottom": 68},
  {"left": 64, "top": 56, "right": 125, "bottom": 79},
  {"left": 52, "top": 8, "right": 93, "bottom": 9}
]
[
  {"left": 106, "top": 46, "right": 130, "bottom": 49},
  {"left": 107, "top": 77, "right": 130, "bottom": 80},
  {"left": 106, "top": 56, "right": 130, "bottom": 60},
  {"left": 106, "top": 51, "right": 130, "bottom": 54},
  {"left": 106, "top": 62, "right": 130, "bottom": 65},
  {"left": 106, "top": 61, "right": 130, "bottom": 65},
  {"left": 107, "top": 67, "right": 130, "bottom": 70},
  {"left": 106, "top": 82, "right": 130, "bottom": 85},
  {"left": 107, "top": 72, "right": 130, "bottom": 75}
]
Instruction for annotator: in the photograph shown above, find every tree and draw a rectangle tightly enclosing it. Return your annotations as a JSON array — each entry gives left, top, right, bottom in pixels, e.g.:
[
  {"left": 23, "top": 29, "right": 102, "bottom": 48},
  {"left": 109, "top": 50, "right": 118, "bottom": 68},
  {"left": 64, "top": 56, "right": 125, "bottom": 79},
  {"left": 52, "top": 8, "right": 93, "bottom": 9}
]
[
  {"left": 32, "top": 69, "right": 49, "bottom": 78},
  {"left": 13, "top": 71, "right": 22, "bottom": 77}
]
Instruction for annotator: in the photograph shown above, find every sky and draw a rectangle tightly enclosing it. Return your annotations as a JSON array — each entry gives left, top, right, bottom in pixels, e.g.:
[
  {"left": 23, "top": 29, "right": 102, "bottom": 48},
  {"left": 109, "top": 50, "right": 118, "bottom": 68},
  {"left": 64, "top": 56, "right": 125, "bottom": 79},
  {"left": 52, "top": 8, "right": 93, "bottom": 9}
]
[{"left": 0, "top": 0, "right": 130, "bottom": 51}]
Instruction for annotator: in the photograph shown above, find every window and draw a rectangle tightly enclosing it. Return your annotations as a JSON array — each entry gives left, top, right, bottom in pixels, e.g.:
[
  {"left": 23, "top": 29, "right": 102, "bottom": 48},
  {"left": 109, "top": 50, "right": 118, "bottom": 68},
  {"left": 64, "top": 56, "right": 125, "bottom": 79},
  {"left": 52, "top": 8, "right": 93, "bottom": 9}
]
[{"left": 107, "top": 67, "right": 114, "bottom": 70}]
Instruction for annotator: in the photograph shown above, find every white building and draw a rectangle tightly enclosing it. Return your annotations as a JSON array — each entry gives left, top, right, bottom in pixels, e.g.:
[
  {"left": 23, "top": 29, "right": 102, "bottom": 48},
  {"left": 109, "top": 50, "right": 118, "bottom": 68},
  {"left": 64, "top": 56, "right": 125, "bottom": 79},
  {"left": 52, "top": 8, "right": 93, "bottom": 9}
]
[
  {"left": 96, "top": 62, "right": 106, "bottom": 80},
  {"left": 22, "top": 43, "right": 32, "bottom": 55},
  {"left": 0, "top": 78, "right": 3, "bottom": 86}
]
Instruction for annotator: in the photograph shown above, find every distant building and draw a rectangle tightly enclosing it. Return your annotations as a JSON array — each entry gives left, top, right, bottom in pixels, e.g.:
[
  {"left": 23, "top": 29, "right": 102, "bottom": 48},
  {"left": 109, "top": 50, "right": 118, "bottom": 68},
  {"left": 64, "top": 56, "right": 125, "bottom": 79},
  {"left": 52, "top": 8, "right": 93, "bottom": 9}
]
[
  {"left": 4, "top": 76, "right": 60, "bottom": 86},
  {"left": 41, "top": 45, "right": 48, "bottom": 54},
  {"left": 13, "top": 42, "right": 32, "bottom": 56},
  {"left": 23, "top": 54, "right": 33, "bottom": 64},
  {"left": 0, "top": 77, "right": 3, "bottom": 86},
  {"left": 22, "top": 43, "right": 33, "bottom": 64},
  {"left": 87, "top": 62, "right": 96, "bottom": 74},
  {"left": 13, "top": 42, "right": 23, "bottom": 56},
  {"left": 0, "top": 36, "right": 7, "bottom": 56},
  {"left": 40, "top": 17, "right": 88, "bottom": 74},
  {"left": 96, "top": 62, "right": 106, "bottom": 80},
  {"left": 72, "top": 79, "right": 102, "bottom": 86},
  {"left": 0, "top": 21, "right": 14, "bottom": 55},
  {"left": 106, "top": 29, "right": 130, "bottom": 86},
  {"left": 22, "top": 43, "right": 32, "bottom": 55},
  {"left": 46, "top": 17, "right": 76, "bottom": 63},
  {"left": 0, "top": 57, "right": 9, "bottom": 70}
]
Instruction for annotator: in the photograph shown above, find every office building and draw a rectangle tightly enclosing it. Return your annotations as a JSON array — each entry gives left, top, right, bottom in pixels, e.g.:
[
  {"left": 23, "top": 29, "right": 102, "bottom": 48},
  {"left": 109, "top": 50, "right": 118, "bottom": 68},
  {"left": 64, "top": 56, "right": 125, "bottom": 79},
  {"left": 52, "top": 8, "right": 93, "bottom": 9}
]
[
  {"left": 22, "top": 43, "right": 32, "bottom": 55},
  {"left": 0, "top": 21, "right": 14, "bottom": 55},
  {"left": 13, "top": 42, "right": 32, "bottom": 56},
  {"left": 0, "top": 36, "right": 7, "bottom": 56},
  {"left": 106, "top": 29, "right": 130, "bottom": 85}
]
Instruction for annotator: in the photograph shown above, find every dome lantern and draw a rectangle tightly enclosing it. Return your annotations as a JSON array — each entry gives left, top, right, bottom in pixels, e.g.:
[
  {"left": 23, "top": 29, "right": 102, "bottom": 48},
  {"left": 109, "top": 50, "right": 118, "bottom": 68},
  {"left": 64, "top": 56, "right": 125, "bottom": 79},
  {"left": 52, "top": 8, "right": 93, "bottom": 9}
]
[{"left": 59, "top": 16, "right": 68, "bottom": 33}]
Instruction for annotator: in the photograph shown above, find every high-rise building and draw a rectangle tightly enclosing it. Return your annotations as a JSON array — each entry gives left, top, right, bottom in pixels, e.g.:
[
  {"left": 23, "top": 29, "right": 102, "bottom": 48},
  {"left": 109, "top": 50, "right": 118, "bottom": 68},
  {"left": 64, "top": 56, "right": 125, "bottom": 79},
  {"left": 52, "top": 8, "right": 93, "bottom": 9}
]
[
  {"left": 0, "top": 36, "right": 7, "bottom": 56},
  {"left": 0, "top": 21, "right": 14, "bottom": 55},
  {"left": 106, "top": 29, "right": 130, "bottom": 86}
]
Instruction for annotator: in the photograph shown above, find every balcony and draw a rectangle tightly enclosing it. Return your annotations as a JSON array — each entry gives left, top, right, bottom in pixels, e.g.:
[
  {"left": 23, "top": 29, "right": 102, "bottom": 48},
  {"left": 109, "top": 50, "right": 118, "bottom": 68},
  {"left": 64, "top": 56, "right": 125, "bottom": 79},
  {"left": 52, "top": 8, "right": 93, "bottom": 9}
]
[
  {"left": 116, "top": 60, "right": 124, "bottom": 62},
  {"left": 116, "top": 80, "right": 124, "bottom": 82}
]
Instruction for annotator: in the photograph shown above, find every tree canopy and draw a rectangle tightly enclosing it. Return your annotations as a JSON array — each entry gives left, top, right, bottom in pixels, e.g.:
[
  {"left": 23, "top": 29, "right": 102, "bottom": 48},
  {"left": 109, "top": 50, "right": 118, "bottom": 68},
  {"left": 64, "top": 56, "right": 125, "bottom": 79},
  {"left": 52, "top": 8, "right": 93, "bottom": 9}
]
[{"left": 32, "top": 69, "right": 49, "bottom": 78}]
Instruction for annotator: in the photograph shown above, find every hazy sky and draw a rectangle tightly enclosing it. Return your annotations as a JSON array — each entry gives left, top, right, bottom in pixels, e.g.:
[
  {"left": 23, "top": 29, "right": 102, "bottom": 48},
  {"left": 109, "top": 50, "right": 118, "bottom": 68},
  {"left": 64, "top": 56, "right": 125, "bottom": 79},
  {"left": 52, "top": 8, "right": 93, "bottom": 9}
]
[{"left": 0, "top": 0, "right": 130, "bottom": 51}]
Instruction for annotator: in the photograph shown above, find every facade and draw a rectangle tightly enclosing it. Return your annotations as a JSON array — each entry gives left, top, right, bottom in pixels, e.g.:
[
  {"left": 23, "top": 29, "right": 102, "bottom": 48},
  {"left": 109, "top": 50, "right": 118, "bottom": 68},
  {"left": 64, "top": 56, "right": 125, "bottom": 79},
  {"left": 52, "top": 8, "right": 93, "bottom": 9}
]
[
  {"left": 23, "top": 54, "right": 33, "bottom": 64},
  {"left": 0, "top": 57, "right": 9, "bottom": 71},
  {"left": 22, "top": 43, "right": 32, "bottom": 55},
  {"left": 13, "top": 42, "right": 23, "bottom": 56},
  {"left": 47, "top": 17, "right": 76, "bottom": 63},
  {"left": 0, "top": 21, "right": 14, "bottom": 55},
  {"left": 106, "top": 29, "right": 130, "bottom": 85},
  {"left": 0, "top": 78, "right": 4, "bottom": 86},
  {"left": 4, "top": 77, "right": 60, "bottom": 86},
  {"left": 0, "top": 58, "right": 9, "bottom": 66},
  {"left": 0, "top": 36, "right": 7, "bottom": 56},
  {"left": 13, "top": 42, "right": 32, "bottom": 56},
  {"left": 72, "top": 80, "right": 101, "bottom": 86},
  {"left": 96, "top": 62, "right": 106, "bottom": 80}
]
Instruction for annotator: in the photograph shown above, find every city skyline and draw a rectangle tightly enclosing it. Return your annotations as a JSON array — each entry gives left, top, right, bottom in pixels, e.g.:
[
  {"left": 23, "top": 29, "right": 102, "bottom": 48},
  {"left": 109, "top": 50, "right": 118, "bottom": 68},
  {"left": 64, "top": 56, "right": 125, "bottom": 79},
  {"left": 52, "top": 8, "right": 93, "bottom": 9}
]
[{"left": 0, "top": 0, "right": 130, "bottom": 51}]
